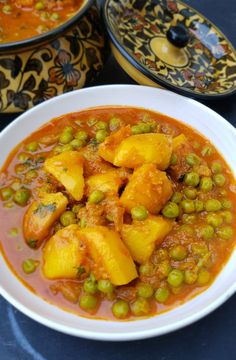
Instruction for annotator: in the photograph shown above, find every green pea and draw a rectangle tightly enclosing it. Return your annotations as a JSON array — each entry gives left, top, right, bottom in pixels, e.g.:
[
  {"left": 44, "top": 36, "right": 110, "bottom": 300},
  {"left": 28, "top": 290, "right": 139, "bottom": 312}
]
[
  {"left": 96, "top": 129, "right": 108, "bottom": 143},
  {"left": 53, "top": 145, "right": 63, "bottom": 154},
  {"left": 170, "top": 245, "right": 187, "bottom": 261},
  {"left": 217, "top": 226, "right": 233, "bottom": 240},
  {"left": 75, "top": 130, "right": 88, "bottom": 142},
  {"left": 199, "top": 225, "right": 214, "bottom": 240},
  {"left": 131, "top": 298, "right": 150, "bottom": 316},
  {"left": 171, "top": 191, "right": 182, "bottom": 204},
  {"left": 184, "top": 172, "right": 200, "bottom": 187},
  {"left": 25, "top": 169, "right": 38, "bottom": 181},
  {"left": 158, "top": 260, "right": 172, "bottom": 279},
  {"left": 182, "top": 214, "right": 196, "bottom": 224},
  {"left": 97, "top": 279, "right": 114, "bottom": 294},
  {"left": 79, "top": 294, "right": 98, "bottom": 311},
  {"left": 131, "top": 205, "right": 149, "bottom": 221},
  {"left": 109, "top": 117, "right": 121, "bottom": 131},
  {"left": 195, "top": 200, "right": 204, "bottom": 212},
  {"left": 95, "top": 121, "right": 109, "bottom": 131},
  {"left": 170, "top": 154, "right": 177, "bottom": 166},
  {"left": 201, "top": 146, "right": 213, "bottom": 157},
  {"left": 206, "top": 213, "right": 223, "bottom": 228},
  {"left": 205, "top": 199, "right": 222, "bottom": 212},
  {"left": 40, "top": 11, "right": 50, "bottom": 20},
  {"left": 183, "top": 187, "right": 197, "bottom": 199},
  {"left": 162, "top": 202, "right": 179, "bottom": 218},
  {"left": 72, "top": 204, "right": 84, "bottom": 214},
  {"left": 61, "top": 144, "right": 73, "bottom": 152},
  {"left": 191, "top": 243, "right": 208, "bottom": 256},
  {"left": 211, "top": 162, "right": 222, "bottom": 174},
  {"left": 70, "top": 139, "right": 84, "bottom": 149},
  {"left": 60, "top": 211, "right": 77, "bottom": 226},
  {"left": 221, "top": 199, "right": 232, "bottom": 209},
  {"left": 2, "top": 5, "right": 12, "bottom": 14},
  {"left": 18, "top": 152, "right": 31, "bottom": 162},
  {"left": 199, "top": 177, "right": 213, "bottom": 192},
  {"left": 184, "top": 269, "right": 197, "bottom": 284},
  {"left": 178, "top": 224, "right": 194, "bottom": 235},
  {"left": 155, "top": 287, "right": 169, "bottom": 303},
  {"left": 83, "top": 279, "right": 97, "bottom": 295},
  {"left": 25, "top": 141, "right": 38, "bottom": 152},
  {"left": 154, "top": 248, "right": 169, "bottom": 262},
  {"left": 51, "top": 12, "right": 60, "bottom": 21},
  {"left": 181, "top": 199, "right": 195, "bottom": 214},
  {"left": 139, "top": 263, "right": 154, "bottom": 276},
  {"left": 197, "top": 269, "right": 210, "bottom": 286},
  {"left": 112, "top": 300, "right": 129, "bottom": 319},
  {"left": 36, "top": 24, "right": 49, "bottom": 34},
  {"left": 80, "top": 217, "right": 87, "bottom": 228},
  {"left": 14, "top": 188, "right": 31, "bottom": 206},
  {"left": 213, "top": 174, "right": 226, "bottom": 187},
  {"left": 88, "top": 190, "right": 105, "bottom": 204},
  {"left": 64, "top": 126, "right": 73, "bottom": 133},
  {"left": 22, "top": 259, "right": 37, "bottom": 274},
  {"left": 0, "top": 187, "right": 14, "bottom": 201},
  {"left": 186, "top": 153, "right": 200, "bottom": 166},
  {"left": 221, "top": 211, "right": 233, "bottom": 224},
  {"left": 137, "top": 282, "right": 154, "bottom": 298},
  {"left": 59, "top": 131, "right": 74, "bottom": 144},
  {"left": 35, "top": 1, "right": 44, "bottom": 10},
  {"left": 167, "top": 269, "right": 184, "bottom": 287},
  {"left": 131, "top": 123, "right": 151, "bottom": 135}
]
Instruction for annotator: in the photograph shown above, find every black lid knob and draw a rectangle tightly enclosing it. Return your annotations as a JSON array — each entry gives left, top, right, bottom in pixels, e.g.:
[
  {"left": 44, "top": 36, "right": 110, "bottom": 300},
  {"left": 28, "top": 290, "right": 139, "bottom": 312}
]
[{"left": 167, "top": 25, "right": 189, "bottom": 48}]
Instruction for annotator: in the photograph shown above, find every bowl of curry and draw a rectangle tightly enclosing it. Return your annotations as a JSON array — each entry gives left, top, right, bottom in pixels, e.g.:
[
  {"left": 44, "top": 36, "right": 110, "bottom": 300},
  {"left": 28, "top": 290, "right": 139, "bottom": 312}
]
[
  {"left": 0, "top": 0, "right": 106, "bottom": 113},
  {"left": 0, "top": 85, "right": 236, "bottom": 340}
]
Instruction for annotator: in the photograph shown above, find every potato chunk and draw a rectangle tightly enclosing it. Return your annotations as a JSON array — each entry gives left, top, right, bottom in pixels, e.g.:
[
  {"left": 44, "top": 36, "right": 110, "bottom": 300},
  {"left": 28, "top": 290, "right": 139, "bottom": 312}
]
[
  {"left": 23, "top": 192, "right": 68, "bottom": 247},
  {"left": 120, "top": 164, "right": 173, "bottom": 214},
  {"left": 44, "top": 151, "right": 84, "bottom": 201},
  {"left": 79, "top": 226, "right": 137, "bottom": 285},
  {"left": 113, "top": 133, "right": 172, "bottom": 169},
  {"left": 98, "top": 126, "right": 131, "bottom": 163},
  {"left": 85, "top": 168, "right": 129, "bottom": 196},
  {"left": 121, "top": 216, "right": 173, "bottom": 264},
  {"left": 43, "top": 225, "right": 85, "bottom": 279}
]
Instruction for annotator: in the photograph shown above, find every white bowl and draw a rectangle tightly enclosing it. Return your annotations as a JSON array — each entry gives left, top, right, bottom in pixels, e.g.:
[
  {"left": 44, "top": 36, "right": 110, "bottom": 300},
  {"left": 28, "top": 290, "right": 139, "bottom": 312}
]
[{"left": 0, "top": 85, "right": 236, "bottom": 341}]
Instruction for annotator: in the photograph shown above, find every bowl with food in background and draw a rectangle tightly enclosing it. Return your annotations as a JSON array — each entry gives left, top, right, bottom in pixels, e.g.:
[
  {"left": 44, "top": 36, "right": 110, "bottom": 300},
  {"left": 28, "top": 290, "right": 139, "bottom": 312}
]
[
  {"left": 0, "top": 0, "right": 107, "bottom": 113},
  {"left": 0, "top": 85, "right": 236, "bottom": 340}
]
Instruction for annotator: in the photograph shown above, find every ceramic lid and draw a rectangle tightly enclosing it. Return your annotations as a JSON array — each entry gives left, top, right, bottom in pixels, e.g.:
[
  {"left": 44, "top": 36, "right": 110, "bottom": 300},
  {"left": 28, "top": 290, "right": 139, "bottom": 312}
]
[{"left": 103, "top": 0, "right": 236, "bottom": 99}]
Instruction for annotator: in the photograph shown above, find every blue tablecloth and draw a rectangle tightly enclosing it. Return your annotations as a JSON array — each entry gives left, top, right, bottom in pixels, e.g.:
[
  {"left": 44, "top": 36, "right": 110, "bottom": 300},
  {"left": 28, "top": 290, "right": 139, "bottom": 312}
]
[{"left": 0, "top": 0, "right": 236, "bottom": 359}]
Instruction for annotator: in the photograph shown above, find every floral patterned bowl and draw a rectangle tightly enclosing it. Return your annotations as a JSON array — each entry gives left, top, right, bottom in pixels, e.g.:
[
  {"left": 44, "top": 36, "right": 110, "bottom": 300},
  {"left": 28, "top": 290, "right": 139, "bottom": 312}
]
[{"left": 0, "top": 0, "right": 106, "bottom": 113}]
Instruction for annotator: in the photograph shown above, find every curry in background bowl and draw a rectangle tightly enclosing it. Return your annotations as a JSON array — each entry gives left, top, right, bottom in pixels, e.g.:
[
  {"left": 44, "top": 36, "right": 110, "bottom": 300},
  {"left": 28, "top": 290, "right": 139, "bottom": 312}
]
[
  {"left": 0, "top": 85, "right": 236, "bottom": 340},
  {"left": 0, "top": 0, "right": 106, "bottom": 113}
]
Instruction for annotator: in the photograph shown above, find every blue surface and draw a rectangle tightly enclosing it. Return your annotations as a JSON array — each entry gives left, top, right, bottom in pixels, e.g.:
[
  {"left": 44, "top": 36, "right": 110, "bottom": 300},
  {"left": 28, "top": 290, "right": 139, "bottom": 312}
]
[{"left": 0, "top": 0, "right": 236, "bottom": 359}]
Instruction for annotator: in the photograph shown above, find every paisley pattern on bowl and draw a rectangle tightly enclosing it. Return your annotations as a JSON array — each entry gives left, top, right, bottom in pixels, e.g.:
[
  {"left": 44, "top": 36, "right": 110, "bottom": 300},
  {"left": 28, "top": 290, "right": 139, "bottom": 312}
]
[
  {"left": 0, "top": 5, "right": 106, "bottom": 113},
  {"left": 104, "top": 0, "right": 236, "bottom": 98}
]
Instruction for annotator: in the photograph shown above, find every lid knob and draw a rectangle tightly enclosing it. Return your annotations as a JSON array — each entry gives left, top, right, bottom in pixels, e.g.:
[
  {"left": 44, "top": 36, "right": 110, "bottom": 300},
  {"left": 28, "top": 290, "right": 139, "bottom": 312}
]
[{"left": 167, "top": 25, "right": 189, "bottom": 48}]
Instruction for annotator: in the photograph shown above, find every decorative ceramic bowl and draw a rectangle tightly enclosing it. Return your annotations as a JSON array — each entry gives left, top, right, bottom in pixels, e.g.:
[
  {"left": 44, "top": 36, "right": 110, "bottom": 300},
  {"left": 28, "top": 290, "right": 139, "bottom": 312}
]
[
  {"left": 1, "top": 85, "right": 236, "bottom": 341},
  {"left": 103, "top": 0, "right": 236, "bottom": 99},
  {"left": 0, "top": 0, "right": 106, "bottom": 113}
]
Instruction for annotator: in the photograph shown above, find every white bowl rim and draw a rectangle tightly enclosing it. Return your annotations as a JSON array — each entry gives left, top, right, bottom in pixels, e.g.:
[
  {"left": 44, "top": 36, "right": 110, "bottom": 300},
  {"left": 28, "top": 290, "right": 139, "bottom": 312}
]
[{"left": 0, "top": 84, "right": 236, "bottom": 341}]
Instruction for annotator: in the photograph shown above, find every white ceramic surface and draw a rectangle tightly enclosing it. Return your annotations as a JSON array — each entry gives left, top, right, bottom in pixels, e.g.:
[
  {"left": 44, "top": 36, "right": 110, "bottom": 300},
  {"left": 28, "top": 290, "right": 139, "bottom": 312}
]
[{"left": 0, "top": 85, "right": 236, "bottom": 341}]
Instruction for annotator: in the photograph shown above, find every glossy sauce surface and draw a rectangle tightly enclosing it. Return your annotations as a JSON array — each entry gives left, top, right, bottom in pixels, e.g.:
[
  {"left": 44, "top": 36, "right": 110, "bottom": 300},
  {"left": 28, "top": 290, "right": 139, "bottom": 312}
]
[
  {"left": 0, "top": 107, "right": 236, "bottom": 320},
  {"left": 0, "top": 0, "right": 84, "bottom": 43}
]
